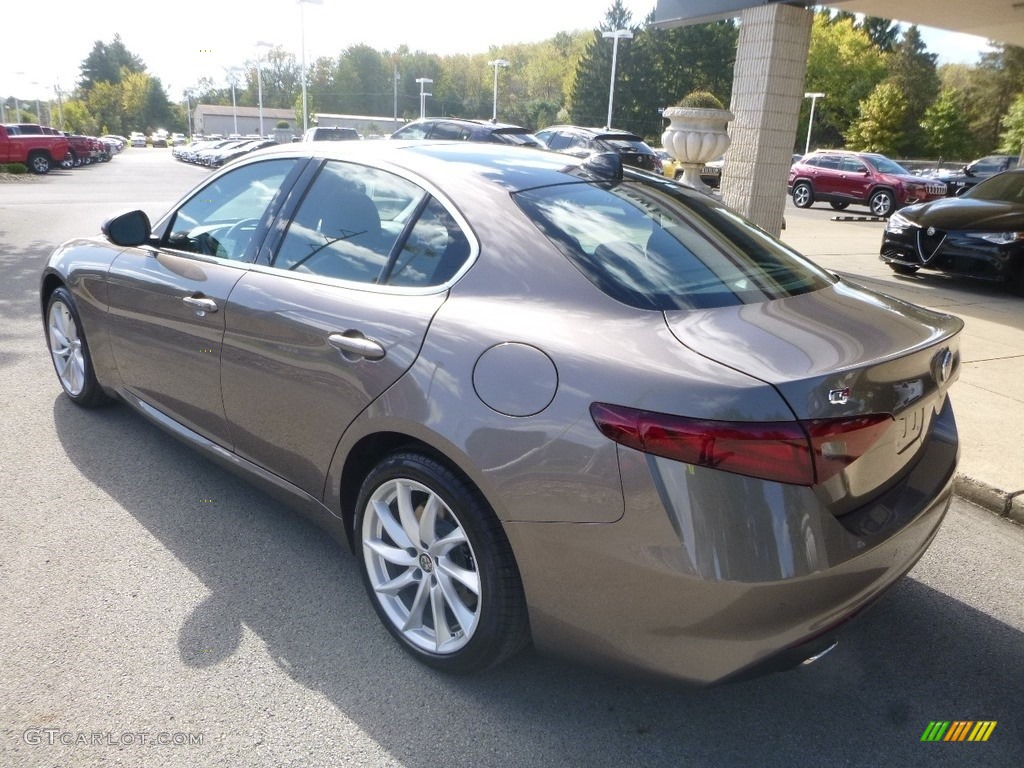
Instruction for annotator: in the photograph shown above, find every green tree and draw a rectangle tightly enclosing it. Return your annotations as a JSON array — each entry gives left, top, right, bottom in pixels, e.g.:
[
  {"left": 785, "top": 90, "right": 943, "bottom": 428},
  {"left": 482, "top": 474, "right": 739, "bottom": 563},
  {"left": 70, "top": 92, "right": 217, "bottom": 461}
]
[
  {"left": 861, "top": 17, "right": 901, "bottom": 53},
  {"left": 803, "top": 11, "right": 888, "bottom": 149},
  {"left": 79, "top": 35, "right": 145, "bottom": 90},
  {"left": 845, "top": 82, "right": 908, "bottom": 155},
  {"left": 997, "top": 93, "right": 1024, "bottom": 154},
  {"left": 970, "top": 44, "right": 1024, "bottom": 151},
  {"left": 884, "top": 26, "right": 939, "bottom": 155},
  {"left": 921, "top": 88, "right": 973, "bottom": 161}
]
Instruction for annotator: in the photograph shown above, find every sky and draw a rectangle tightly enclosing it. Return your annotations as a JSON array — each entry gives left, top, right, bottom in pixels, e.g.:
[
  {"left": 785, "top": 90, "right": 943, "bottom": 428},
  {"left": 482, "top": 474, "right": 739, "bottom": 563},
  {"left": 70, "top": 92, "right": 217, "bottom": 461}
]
[{"left": 3, "top": 1, "right": 996, "bottom": 102}]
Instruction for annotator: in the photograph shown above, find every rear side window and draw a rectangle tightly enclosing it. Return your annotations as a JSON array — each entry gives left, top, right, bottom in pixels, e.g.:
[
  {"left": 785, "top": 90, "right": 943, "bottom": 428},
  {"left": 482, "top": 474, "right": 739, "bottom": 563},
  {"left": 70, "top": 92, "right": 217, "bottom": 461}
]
[
  {"left": 816, "top": 155, "right": 841, "bottom": 170},
  {"left": 429, "top": 122, "right": 469, "bottom": 140},
  {"left": 513, "top": 179, "right": 834, "bottom": 310}
]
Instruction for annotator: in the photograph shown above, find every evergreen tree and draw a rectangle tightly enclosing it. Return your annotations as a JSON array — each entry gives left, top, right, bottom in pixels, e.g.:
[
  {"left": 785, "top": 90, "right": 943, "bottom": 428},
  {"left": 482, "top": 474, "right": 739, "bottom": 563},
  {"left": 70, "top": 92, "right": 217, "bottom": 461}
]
[
  {"left": 884, "top": 26, "right": 939, "bottom": 155},
  {"left": 79, "top": 35, "right": 145, "bottom": 90}
]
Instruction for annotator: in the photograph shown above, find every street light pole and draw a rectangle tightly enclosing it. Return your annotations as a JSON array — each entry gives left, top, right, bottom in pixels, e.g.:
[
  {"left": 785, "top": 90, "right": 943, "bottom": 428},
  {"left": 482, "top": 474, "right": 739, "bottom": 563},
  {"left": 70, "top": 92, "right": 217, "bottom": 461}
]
[
  {"left": 298, "top": 0, "right": 323, "bottom": 135},
  {"left": 487, "top": 59, "right": 509, "bottom": 122},
  {"left": 602, "top": 29, "right": 633, "bottom": 130},
  {"left": 804, "top": 92, "right": 825, "bottom": 155},
  {"left": 393, "top": 61, "right": 400, "bottom": 131},
  {"left": 225, "top": 67, "right": 242, "bottom": 136},
  {"left": 416, "top": 77, "right": 433, "bottom": 120},
  {"left": 256, "top": 41, "right": 274, "bottom": 138}
]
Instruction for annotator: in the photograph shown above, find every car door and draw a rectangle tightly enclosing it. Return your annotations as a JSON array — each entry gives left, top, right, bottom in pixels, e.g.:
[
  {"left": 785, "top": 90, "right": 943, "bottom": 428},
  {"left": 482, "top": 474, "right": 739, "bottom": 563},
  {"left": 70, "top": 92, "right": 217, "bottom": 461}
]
[
  {"left": 220, "top": 160, "right": 473, "bottom": 497},
  {"left": 809, "top": 153, "right": 843, "bottom": 198},
  {"left": 105, "top": 157, "right": 304, "bottom": 445},
  {"left": 837, "top": 156, "right": 872, "bottom": 202}
]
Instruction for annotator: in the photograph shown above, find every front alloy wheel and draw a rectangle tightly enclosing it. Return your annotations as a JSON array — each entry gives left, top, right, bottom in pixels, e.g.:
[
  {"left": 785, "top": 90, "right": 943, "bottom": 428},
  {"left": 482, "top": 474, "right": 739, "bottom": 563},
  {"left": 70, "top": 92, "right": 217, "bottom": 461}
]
[
  {"left": 46, "top": 287, "right": 111, "bottom": 408},
  {"left": 356, "top": 452, "right": 529, "bottom": 673},
  {"left": 870, "top": 190, "right": 895, "bottom": 217}
]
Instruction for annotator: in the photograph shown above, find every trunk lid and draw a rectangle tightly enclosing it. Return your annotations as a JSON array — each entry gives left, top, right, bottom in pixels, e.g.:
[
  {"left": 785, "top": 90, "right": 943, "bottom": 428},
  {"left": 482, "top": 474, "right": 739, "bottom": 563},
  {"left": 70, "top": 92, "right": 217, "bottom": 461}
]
[{"left": 664, "top": 280, "right": 963, "bottom": 503}]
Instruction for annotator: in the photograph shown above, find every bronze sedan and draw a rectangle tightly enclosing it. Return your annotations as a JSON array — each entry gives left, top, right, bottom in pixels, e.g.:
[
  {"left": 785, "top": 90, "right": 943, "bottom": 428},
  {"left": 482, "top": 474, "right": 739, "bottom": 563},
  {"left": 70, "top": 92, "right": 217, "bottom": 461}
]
[{"left": 41, "top": 141, "right": 962, "bottom": 685}]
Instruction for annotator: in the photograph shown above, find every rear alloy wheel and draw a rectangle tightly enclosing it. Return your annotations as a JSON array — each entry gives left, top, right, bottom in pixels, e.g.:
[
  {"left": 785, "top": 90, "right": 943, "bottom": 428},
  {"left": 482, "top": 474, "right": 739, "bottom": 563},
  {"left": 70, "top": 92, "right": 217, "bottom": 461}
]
[
  {"left": 356, "top": 451, "right": 529, "bottom": 673},
  {"left": 869, "top": 190, "right": 895, "bottom": 217},
  {"left": 45, "top": 287, "right": 112, "bottom": 408},
  {"left": 61, "top": 152, "right": 74, "bottom": 170},
  {"left": 830, "top": 202, "right": 850, "bottom": 211},
  {"left": 28, "top": 153, "right": 51, "bottom": 174},
  {"left": 889, "top": 263, "right": 919, "bottom": 275},
  {"left": 792, "top": 181, "right": 814, "bottom": 208}
]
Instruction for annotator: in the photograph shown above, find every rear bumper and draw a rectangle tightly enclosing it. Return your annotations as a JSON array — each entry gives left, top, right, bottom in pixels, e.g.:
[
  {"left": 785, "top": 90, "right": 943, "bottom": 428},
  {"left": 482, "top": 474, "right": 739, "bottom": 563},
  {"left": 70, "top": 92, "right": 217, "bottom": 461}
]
[{"left": 506, "top": 399, "right": 957, "bottom": 686}]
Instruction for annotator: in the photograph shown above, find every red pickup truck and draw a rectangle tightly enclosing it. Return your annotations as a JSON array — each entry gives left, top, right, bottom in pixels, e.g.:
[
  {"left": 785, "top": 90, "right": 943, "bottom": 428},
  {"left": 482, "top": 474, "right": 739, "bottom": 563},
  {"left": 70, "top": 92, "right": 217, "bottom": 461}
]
[{"left": 0, "top": 124, "right": 70, "bottom": 174}]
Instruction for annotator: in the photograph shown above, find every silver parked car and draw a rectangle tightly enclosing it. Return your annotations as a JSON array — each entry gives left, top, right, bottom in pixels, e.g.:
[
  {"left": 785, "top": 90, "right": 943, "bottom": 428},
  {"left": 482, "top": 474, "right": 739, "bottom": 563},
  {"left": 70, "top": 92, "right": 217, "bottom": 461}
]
[{"left": 41, "top": 142, "right": 962, "bottom": 685}]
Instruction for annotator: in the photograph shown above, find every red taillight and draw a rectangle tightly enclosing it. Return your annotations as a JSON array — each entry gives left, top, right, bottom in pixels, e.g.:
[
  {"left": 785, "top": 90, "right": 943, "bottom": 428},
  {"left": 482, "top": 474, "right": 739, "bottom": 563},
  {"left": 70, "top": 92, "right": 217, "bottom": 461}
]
[{"left": 590, "top": 403, "right": 892, "bottom": 486}]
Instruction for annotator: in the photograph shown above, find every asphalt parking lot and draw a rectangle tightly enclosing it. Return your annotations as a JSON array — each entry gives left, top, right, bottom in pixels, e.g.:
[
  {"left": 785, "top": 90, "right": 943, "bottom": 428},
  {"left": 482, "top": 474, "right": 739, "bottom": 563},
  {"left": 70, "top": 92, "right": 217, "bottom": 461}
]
[{"left": 1, "top": 151, "right": 1022, "bottom": 767}]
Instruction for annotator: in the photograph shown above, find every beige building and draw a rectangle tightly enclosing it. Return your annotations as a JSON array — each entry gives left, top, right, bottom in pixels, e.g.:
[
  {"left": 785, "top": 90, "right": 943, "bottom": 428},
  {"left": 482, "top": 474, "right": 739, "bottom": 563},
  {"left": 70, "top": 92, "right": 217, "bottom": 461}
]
[{"left": 192, "top": 105, "right": 298, "bottom": 138}]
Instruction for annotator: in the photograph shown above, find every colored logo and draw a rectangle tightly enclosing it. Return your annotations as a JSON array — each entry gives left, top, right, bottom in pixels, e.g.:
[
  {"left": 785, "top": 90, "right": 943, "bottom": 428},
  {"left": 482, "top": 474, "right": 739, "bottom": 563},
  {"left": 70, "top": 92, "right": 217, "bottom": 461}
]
[{"left": 920, "top": 721, "right": 996, "bottom": 742}]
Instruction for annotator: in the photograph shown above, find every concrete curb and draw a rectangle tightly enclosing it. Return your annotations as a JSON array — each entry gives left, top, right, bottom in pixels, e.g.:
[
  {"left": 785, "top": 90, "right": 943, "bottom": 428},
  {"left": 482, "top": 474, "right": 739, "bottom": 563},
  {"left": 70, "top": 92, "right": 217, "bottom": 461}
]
[{"left": 954, "top": 475, "right": 1024, "bottom": 524}]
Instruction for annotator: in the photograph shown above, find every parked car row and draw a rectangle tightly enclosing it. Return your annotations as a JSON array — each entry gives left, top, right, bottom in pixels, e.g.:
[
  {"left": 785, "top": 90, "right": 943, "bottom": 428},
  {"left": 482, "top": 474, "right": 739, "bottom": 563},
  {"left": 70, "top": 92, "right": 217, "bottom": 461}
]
[
  {"left": 172, "top": 136, "right": 279, "bottom": 167},
  {"left": 1, "top": 123, "right": 123, "bottom": 173}
]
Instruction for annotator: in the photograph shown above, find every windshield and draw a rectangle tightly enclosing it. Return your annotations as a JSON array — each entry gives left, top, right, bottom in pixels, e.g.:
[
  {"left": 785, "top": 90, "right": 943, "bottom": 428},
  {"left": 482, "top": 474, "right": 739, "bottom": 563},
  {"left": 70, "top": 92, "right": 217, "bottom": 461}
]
[
  {"left": 864, "top": 155, "right": 911, "bottom": 176},
  {"left": 514, "top": 176, "right": 835, "bottom": 311},
  {"left": 964, "top": 172, "right": 1024, "bottom": 203}
]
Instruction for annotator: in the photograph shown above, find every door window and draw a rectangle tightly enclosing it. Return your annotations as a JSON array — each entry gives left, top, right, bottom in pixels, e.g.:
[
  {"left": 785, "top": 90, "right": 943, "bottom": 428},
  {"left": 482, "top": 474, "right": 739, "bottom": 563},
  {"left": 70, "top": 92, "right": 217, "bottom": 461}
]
[
  {"left": 163, "top": 159, "right": 298, "bottom": 260},
  {"left": 272, "top": 161, "right": 424, "bottom": 283}
]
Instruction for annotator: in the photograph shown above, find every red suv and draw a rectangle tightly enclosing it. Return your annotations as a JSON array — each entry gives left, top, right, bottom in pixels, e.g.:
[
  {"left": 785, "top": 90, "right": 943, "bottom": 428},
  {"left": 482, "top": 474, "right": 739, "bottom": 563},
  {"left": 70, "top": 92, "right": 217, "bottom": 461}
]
[{"left": 788, "top": 150, "right": 946, "bottom": 217}]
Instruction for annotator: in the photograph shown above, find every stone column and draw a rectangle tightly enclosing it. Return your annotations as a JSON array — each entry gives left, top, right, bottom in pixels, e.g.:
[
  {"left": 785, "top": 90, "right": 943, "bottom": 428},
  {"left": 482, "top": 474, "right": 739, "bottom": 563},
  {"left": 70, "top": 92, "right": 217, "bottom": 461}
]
[{"left": 720, "top": 3, "right": 813, "bottom": 236}]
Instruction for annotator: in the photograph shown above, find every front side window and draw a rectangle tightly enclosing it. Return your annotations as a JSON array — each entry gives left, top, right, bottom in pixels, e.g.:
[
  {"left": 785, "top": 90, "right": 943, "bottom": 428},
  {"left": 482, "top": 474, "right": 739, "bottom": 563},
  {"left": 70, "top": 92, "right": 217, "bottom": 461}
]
[
  {"left": 163, "top": 159, "right": 298, "bottom": 260},
  {"left": 393, "top": 123, "right": 431, "bottom": 140},
  {"left": 514, "top": 177, "right": 834, "bottom": 311}
]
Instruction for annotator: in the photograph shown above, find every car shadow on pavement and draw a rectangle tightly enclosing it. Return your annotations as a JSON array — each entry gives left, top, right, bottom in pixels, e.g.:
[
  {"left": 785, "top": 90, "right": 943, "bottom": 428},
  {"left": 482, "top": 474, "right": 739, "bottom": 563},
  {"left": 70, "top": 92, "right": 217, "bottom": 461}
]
[{"left": 52, "top": 397, "right": 1024, "bottom": 767}]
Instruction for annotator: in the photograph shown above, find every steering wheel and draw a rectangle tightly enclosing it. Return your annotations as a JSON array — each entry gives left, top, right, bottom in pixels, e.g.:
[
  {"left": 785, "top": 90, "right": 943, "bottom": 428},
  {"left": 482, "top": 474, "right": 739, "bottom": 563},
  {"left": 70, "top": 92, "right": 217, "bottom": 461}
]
[{"left": 217, "top": 218, "right": 262, "bottom": 259}]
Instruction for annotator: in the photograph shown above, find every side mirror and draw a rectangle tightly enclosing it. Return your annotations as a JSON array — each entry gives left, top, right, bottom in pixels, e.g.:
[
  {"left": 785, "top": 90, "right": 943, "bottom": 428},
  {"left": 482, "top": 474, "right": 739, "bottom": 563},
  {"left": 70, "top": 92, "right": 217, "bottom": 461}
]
[{"left": 102, "top": 209, "right": 152, "bottom": 247}]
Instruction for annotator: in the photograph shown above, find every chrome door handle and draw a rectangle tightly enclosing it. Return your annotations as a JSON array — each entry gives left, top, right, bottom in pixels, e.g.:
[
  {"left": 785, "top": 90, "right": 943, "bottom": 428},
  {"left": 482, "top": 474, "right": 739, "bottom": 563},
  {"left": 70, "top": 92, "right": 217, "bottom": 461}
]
[
  {"left": 327, "top": 333, "right": 385, "bottom": 361},
  {"left": 182, "top": 296, "right": 219, "bottom": 313}
]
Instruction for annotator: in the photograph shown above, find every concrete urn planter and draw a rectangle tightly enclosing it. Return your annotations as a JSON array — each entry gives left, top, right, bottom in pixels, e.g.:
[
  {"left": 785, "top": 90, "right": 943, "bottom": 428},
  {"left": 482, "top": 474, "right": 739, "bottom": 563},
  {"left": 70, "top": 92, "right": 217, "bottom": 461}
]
[{"left": 661, "top": 106, "right": 734, "bottom": 192}]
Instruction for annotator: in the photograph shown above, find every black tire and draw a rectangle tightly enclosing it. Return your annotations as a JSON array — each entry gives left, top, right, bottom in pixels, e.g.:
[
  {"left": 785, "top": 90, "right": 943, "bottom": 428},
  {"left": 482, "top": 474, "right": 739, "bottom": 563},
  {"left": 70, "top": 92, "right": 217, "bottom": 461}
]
[
  {"left": 61, "top": 152, "right": 74, "bottom": 170},
  {"left": 869, "top": 189, "right": 895, "bottom": 217},
  {"left": 792, "top": 181, "right": 814, "bottom": 208},
  {"left": 889, "top": 263, "right": 919, "bottom": 275},
  {"left": 355, "top": 451, "right": 529, "bottom": 674},
  {"left": 830, "top": 201, "right": 850, "bottom": 211},
  {"left": 28, "top": 152, "right": 51, "bottom": 174},
  {"left": 44, "top": 286, "right": 113, "bottom": 408}
]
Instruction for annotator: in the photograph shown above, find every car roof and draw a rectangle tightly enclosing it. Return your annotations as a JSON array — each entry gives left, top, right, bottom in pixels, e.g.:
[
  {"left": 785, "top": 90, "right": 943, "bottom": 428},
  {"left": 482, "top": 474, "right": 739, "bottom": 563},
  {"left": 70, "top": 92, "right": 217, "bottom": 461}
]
[
  {"left": 540, "top": 125, "right": 646, "bottom": 140},
  {"left": 234, "top": 140, "right": 667, "bottom": 193},
  {"left": 402, "top": 117, "right": 531, "bottom": 132}
]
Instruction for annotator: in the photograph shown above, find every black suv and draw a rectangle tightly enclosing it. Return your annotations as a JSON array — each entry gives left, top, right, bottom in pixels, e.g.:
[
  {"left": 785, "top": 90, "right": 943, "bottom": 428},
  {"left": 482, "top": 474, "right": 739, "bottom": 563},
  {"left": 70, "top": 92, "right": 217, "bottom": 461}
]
[
  {"left": 534, "top": 125, "right": 660, "bottom": 173},
  {"left": 391, "top": 118, "right": 541, "bottom": 146},
  {"left": 932, "top": 154, "right": 1019, "bottom": 196}
]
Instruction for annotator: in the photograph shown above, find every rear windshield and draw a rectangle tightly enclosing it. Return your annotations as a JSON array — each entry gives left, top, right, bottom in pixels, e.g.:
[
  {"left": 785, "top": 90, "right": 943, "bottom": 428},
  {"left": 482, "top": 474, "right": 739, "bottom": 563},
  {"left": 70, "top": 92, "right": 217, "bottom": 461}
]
[
  {"left": 513, "top": 178, "right": 835, "bottom": 310},
  {"left": 312, "top": 129, "right": 359, "bottom": 141},
  {"left": 490, "top": 128, "right": 541, "bottom": 146},
  {"left": 598, "top": 137, "right": 651, "bottom": 154}
]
